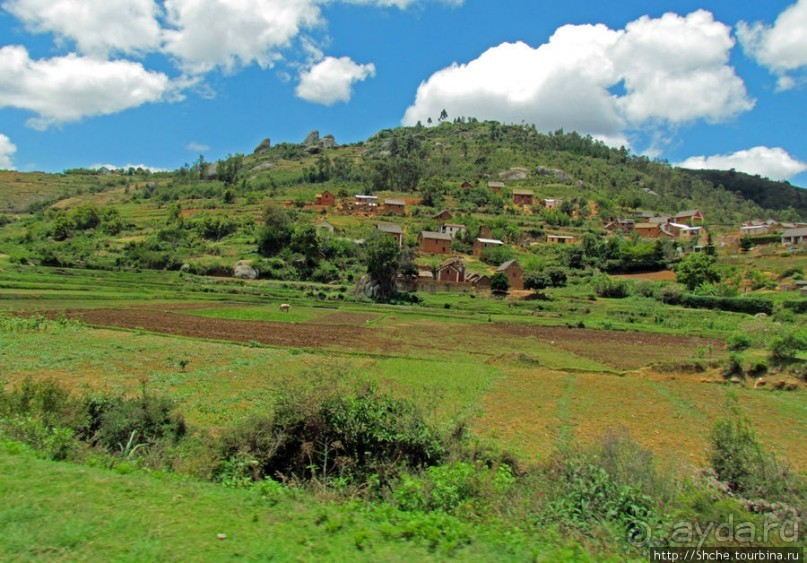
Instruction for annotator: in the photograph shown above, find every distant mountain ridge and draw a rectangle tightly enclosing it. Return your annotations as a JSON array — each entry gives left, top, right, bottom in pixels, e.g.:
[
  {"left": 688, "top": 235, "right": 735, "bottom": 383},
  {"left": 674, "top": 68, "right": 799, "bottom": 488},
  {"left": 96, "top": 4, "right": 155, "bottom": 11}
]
[{"left": 682, "top": 168, "right": 806, "bottom": 217}]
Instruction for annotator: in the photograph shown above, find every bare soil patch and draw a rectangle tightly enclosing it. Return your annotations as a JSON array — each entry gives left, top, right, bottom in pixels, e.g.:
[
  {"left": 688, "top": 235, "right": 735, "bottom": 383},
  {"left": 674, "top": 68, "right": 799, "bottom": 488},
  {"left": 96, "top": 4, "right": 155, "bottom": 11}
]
[
  {"left": 486, "top": 323, "right": 722, "bottom": 370},
  {"left": 314, "top": 312, "right": 380, "bottom": 325},
  {"left": 68, "top": 308, "right": 395, "bottom": 353},
  {"left": 63, "top": 308, "right": 720, "bottom": 370},
  {"left": 613, "top": 270, "right": 676, "bottom": 282}
]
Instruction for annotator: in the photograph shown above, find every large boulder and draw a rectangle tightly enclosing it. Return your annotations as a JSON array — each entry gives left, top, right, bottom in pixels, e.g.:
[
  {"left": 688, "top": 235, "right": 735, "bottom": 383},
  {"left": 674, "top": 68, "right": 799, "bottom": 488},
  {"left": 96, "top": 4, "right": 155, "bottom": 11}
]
[
  {"left": 536, "top": 166, "right": 572, "bottom": 182},
  {"left": 320, "top": 134, "right": 338, "bottom": 148},
  {"left": 253, "top": 138, "right": 271, "bottom": 154},
  {"left": 303, "top": 130, "right": 320, "bottom": 146},
  {"left": 233, "top": 260, "right": 258, "bottom": 280},
  {"left": 250, "top": 162, "right": 275, "bottom": 174},
  {"left": 204, "top": 162, "right": 218, "bottom": 180},
  {"left": 355, "top": 274, "right": 381, "bottom": 299},
  {"left": 499, "top": 167, "right": 529, "bottom": 180}
]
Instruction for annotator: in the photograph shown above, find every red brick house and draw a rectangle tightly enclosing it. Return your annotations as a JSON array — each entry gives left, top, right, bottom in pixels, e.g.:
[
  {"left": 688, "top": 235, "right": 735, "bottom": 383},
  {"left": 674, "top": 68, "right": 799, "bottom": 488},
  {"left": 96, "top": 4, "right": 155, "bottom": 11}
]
[
  {"left": 384, "top": 199, "right": 406, "bottom": 216},
  {"left": 432, "top": 209, "right": 453, "bottom": 221},
  {"left": 603, "top": 218, "right": 635, "bottom": 232},
  {"left": 418, "top": 231, "right": 452, "bottom": 254},
  {"left": 435, "top": 257, "right": 467, "bottom": 283},
  {"left": 461, "top": 181, "right": 473, "bottom": 190},
  {"left": 376, "top": 223, "right": 403, "bottom": 247},
  {"left": 479, "top": 225, "right": 492, "bottom": 239},
  {"left": 674, "top": 209, "right": 704, "bottom": 225},
  {"left": 315, "top": 190, "right": 336, "bottom": 206},
  {"left": 467, "top": 273, "right": 491, "bottom": 290},
  {"left": 512, "top": 189, "right": 534, "bottom": 206},
  {"left": 496, "top": 259, "right": 524, "bottom": 290},
  {"left": 488, "top": 181, "right": 504, "bottom": 194},
  {"left": 634, "top": 223, "right": 662, "bottom": 238},
  {"left": 547, "top": 234, "right": 575, "bottom": 244},
  {"left": 473, "top": 237, "right": 504, "bottom": 257}
]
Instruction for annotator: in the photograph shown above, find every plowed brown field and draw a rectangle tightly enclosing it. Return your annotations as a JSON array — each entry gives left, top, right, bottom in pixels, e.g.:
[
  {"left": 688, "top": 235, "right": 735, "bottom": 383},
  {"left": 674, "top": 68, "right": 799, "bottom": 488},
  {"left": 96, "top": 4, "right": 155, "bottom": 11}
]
[{"left": 67, "top": 307, "right": 721, "bottom": 370}]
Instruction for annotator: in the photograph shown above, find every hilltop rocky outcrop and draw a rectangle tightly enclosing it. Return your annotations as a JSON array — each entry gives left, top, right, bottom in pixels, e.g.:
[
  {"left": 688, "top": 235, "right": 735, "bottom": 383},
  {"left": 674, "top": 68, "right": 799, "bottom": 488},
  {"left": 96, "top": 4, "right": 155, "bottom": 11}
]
[
  {"left": 253, "top": 138, "right": 271, "bottom": 154},
  {"left": 302, "top": 130, "right": 338, "bottom": 154}
]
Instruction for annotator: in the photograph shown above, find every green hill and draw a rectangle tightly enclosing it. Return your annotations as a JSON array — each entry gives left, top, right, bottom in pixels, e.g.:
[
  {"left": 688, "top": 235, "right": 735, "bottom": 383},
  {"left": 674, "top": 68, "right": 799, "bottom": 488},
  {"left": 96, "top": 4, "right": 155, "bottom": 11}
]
[
  {"left": 0, "top": 120, "right": 804, "bottom": 280},
  {"left": 683, "top": 168, "right": 807, "bottom": 217}
]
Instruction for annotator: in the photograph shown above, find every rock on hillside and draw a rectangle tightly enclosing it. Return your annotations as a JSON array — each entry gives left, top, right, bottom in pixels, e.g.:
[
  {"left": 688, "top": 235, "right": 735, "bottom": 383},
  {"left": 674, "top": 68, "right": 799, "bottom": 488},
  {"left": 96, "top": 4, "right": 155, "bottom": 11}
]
[
  {"left": 303, "top": 130, "right": 320, "bottom": 146},
  {"left": 233, "top": 260, "right": 258, "bottom": 280},
  {"left": 302, "top": 130, "right": 338, "bottom": 154},
  {"left": 253, "top": 138, "right": 271, "bottom": 154},
  {"left": 535, "top": 166, "right": 572, "bottom": 182},
  {"left": 499, "top": 167, "right": 529, "bottom": 180}
]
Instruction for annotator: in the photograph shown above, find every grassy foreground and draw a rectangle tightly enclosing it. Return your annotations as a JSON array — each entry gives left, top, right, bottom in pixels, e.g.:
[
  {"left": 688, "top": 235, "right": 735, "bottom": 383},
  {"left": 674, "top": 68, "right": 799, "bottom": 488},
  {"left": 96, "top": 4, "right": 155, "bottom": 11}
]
[{"left": 0, "top": 442, "right": 606, "bottom": 562}]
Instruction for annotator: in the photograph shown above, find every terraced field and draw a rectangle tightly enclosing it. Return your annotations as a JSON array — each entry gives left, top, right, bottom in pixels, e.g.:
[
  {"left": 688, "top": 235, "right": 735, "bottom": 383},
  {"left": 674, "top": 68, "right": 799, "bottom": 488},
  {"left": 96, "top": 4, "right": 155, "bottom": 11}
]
[{"left": 3, "top": 274, "right": 803, "bottom": 472}]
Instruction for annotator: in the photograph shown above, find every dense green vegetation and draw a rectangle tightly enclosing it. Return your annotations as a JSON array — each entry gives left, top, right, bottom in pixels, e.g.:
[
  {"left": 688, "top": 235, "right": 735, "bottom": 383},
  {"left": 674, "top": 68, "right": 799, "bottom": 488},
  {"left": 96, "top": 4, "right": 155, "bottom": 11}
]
[
  {"left": 1, "top": 366, "right": 803, "bottom": 560},
  {"left": 0, "top": 121, "right": 805, "bottom": 559},
  {"left": 1, "top": 120, "right": 804, "bottom": 283},
  {"left": 686, "top": 169, "right": 807, "bottom": 218}
]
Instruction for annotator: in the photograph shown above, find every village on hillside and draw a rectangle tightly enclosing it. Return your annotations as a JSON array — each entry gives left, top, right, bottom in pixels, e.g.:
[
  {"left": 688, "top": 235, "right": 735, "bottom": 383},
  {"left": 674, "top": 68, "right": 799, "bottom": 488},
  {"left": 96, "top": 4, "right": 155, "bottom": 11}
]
[{"left": 304, "top": 179, "right": 806, "bottom": 296}]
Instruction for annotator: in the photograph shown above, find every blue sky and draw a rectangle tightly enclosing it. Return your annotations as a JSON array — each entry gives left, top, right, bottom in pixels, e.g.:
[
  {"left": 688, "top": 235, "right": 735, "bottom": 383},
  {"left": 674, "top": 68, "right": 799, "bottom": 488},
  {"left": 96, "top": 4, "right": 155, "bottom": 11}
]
[{"left": 0, "top": 0, "right": 806, "bottom": 187}]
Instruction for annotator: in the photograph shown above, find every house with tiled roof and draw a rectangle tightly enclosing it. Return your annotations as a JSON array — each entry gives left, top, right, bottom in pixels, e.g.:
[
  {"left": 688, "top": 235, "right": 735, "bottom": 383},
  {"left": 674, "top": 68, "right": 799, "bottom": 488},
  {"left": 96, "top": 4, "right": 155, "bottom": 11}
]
[
  {"left": 496, "top": 259, "right": 524, "bottom": 290},
  {"left": 376, "top": 223, "right": 403, "bottom": 247},
  {"left": 418, "top": 231, "right": 452, "bottom": 254}
]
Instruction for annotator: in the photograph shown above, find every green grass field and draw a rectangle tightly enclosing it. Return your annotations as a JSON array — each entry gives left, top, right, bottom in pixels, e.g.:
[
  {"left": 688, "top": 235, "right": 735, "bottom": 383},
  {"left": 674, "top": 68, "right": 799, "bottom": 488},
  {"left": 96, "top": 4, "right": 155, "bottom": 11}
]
[
  {"left": 3, "top": 441, "right": 615, "bottom": 562},
  {"left": 1, "top": 265, "right": 803, "bottom": 473}
]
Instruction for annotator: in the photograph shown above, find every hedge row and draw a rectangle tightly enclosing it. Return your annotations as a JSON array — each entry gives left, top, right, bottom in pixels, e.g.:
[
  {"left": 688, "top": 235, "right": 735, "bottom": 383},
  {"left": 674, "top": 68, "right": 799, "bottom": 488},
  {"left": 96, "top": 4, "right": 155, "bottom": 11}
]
[
  {"left": 665, "top": 293, "right": 774, "bottom": 315},
  {"left": 783, "top": 300, "right": 807, "bottom": 314}
]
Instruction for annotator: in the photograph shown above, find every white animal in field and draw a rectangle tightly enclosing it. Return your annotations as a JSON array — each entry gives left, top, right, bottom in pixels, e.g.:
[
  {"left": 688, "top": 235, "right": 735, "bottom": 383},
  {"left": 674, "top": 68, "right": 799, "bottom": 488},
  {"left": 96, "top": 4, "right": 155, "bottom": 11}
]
[{"left": 279, "top": 303, "right": 290, "bottom": 313}]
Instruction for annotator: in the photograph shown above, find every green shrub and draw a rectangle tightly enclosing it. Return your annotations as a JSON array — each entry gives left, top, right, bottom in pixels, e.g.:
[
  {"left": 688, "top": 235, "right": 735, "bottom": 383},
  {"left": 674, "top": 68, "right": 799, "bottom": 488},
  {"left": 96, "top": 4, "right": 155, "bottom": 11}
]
[
  {"left": 769, "top": 330, "right": 807, "bottom": 363},
  {"left": 675, "top": 253, "right": 720, "bottom": 290},
  {"left": 490, "top": 272, "right": 509, "bottom": 294},
  {"left": 78, "top": 388, "right": 186, "bottom": 453},
  {"left": 481, "top": 245, "right": 515, "bottom": 266},
  {"left": 748, "top": 360, "right": 768, "bottom": 377},
  {"left": 542, "top": 431, "right": 664, "bottom": 540},
  {"left": 0, "top": 378, "right": 186, "bottom": 460},
  {"left": 709, "top": 407, "right": 802, "bottom": 501},
  {"left": 311, "top": 260, "right": 341, "bottom": 283},
  {"left": 722, "top": 353, "right": 745, "bottom": 378},
  {"left": 727, "top": 333, "right": 752, "bottom": 352},
  {"left": 218, "top": 381, "right": 444, "bottom": 485},
  {"left": 592, "top": 274, "right": 630, "bottom": 298}
]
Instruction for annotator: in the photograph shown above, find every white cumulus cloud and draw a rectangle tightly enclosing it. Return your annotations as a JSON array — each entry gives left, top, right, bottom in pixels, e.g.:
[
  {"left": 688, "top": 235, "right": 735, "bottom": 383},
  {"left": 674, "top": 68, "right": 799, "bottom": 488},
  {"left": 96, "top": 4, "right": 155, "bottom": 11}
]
[
  {"left": 296, "top": 56, "right": 376, "bottom": 105},
  {"left": 611, "top": 11, "right": 752, "bottom": 124},
  {"left": 341, "top": 0, "right": 464, "bottom": 8},
  {"left": 0, "top": 45, "right": 175, "bottom": 129},
  {"left": 2, "top": 0, "right": 162, "bottom": 57},
  {"left": 677, "top": 146, "right": 807, "bottom": 181},
  {"left": 186, "top": 141, "right": 210, "bottom": 152},
  {"left": 738, "top": 0, "right": 807, "bottom": 90},
  {"left": 403, "top": 10, "right": 753, "bottom": 145},
  {"left": 162, "top": 0, "right": 323, "bottom": 73},
  {"left": 0, "top": 133, "right": 16, "bottom": 170}
]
